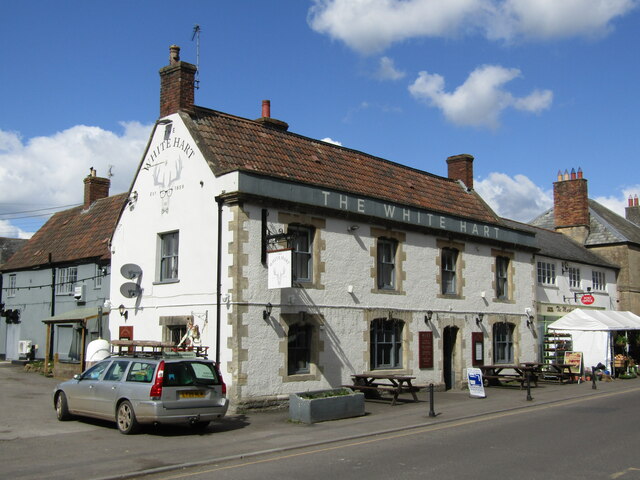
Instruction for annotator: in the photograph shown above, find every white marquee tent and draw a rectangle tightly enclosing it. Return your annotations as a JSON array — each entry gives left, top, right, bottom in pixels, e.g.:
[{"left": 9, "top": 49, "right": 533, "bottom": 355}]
[{"left": 547, "top": 309, "right": 640, "bottom": 372}]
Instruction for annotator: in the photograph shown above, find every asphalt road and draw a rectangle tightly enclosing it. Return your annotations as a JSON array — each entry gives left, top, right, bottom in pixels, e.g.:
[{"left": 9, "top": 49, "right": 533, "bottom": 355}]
[{"left": 135, "top": 390, "right": 640, "bottom": 480}]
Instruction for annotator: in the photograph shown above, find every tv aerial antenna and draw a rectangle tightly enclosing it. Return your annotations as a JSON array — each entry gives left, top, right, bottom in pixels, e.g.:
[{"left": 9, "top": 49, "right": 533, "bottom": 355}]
[{"left": 192, "top": 24, "right": 201, "bottom": 90}]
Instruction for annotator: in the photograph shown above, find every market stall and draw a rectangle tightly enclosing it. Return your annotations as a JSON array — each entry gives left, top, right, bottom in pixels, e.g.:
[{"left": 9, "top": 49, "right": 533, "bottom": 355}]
[{"left": 547, "top": 309, "right": 640, "bottom": 376}]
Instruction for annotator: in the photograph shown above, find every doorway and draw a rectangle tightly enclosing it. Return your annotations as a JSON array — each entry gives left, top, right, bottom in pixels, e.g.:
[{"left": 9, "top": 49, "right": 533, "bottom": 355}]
[{"left": 443, "top": 326, "right": 459, "bottom": 390}]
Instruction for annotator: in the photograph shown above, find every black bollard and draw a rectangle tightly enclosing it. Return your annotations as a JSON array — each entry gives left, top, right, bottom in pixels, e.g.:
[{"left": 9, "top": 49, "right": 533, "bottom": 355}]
[
  {"left": 592, "top": 366, "right": 597, "bottom": 390},
  {"left": 428, "top": 383, "right": 436, "bottom": 417},
  {"left": 526, "top": 370, "right": 533, "bottom": 401}
]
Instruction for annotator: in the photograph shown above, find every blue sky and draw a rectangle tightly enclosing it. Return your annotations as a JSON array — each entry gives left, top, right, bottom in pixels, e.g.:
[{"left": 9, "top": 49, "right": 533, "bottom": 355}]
[{"left": 1, "top": 0, "right": 639, "bottom": 238}]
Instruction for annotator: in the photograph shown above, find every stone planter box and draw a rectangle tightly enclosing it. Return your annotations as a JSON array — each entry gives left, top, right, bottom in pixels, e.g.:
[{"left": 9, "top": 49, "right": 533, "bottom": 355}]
[{"left": 289, "top": 388, "right": 365, "bottom": 424}]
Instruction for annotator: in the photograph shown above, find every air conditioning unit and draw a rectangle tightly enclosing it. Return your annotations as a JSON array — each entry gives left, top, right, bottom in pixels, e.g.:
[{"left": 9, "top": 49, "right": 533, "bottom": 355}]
[
  {"left": 18, "top": 340, "right": 32, "bottom": 356},
  {"left": 74, "top": 284, "right": 86, "bottom": 302}
]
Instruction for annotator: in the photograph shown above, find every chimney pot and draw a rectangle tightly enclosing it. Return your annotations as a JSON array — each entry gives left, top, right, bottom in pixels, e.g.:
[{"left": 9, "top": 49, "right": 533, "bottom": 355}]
[
  {"left": 563, "top": 169, "right": 569, "bottom": 181},
  {"left": 629, "top": 195, "right": 634, "bottom": 207},
  {"left": 570, "top": 168, "right": 576, "bottom": 180},
  {"left": 169, "top": 45, "right": 180, "bottom": 64},
  {"left": 557, "top": 170, "right": 563, "bottom": 182},
  {"left": 262, "top": 100, "right": 271, "bottom": 118},
  {"left": 577, "top": 167, "right": 583, "bottom": 179},
  {"left": 635, "top": 194, "right": 639, "bottom": 207}
]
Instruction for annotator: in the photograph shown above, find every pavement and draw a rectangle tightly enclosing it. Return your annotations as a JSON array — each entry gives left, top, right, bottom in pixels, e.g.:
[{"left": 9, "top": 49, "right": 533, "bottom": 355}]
[{"left": 2, "top": 361, "right": 640, "bottom": 480}]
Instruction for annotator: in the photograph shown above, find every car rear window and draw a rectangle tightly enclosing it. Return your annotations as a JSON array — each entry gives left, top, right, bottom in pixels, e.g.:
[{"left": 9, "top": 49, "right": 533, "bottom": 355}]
[{"left": 164, "top": 362, "right": 219, "bottom": 387}]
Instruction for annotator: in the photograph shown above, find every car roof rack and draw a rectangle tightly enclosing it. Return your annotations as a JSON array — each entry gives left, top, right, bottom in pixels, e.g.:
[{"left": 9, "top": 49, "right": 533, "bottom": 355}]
[{"left": 110, "top": 340, "right": 209, "bottom": 359}]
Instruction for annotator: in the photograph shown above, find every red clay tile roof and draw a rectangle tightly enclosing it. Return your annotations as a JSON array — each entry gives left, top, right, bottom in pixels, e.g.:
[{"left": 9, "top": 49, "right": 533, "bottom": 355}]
[
  {"left": 185, "top": 107, "right": 500, "bottom": 224},
  {"left": 1, "top": 193, "right": 128, "bottom": 271}
]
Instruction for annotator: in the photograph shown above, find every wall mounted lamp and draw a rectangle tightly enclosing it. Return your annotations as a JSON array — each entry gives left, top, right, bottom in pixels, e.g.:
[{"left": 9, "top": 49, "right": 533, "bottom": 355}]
[
  {"left": 475, "top": 312, "right": 484, "bottom": 326},
  {"left": 347, "top": 225, "right": 359, "bottom": 233},
  {"left": 118, "top": 304, "right": 128, "bottom": 322},
  {"left": 263, "top": 302, "right": 273, "bottom": 320},
  {"left": 525, "top": 307, "right": 534, "bottom": 327},
  {"left": 424, "top": 310, "right": 434, "bottom": 326}
]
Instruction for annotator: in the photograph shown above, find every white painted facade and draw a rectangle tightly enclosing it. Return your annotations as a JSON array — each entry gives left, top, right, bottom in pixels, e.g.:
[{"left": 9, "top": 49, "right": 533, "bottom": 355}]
[{"left": 110, "top": 113, "right": 539, "bottom": 408}]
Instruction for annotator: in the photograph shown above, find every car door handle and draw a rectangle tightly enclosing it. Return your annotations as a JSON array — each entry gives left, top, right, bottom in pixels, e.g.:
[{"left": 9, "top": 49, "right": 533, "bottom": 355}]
[
  {"left": 111, "top": 386, "right": 117, "bottom": 390},
  {"left": 89, "top": 385, "right": 94, "bottom": 389}
]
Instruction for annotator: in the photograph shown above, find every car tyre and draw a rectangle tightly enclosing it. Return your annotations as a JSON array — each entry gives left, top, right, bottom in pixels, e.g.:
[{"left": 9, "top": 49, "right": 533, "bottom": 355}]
[
  {"left": 116, "top": 400, "right": 140, "bottom": 435},
  {"left": 55, "top": 392, "right": 71, "bottom": 421}
]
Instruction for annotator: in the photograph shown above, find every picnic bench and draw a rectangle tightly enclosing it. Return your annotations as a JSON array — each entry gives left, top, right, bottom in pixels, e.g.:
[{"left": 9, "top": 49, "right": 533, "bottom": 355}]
[
  {"left": 478, "top": 364, "right": 538, "bottom": 389},
  {"left": 521, "top": 362, "right": 575, "bottom": 384},
  {"left": 346, "top": 373, "right": 425, "bottom": 406}
]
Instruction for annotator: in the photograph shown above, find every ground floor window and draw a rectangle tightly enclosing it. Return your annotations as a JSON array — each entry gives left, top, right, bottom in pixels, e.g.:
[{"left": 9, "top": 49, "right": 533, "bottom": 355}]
[
  {"left": 493, "top": 322, "right": 515, "bottom": 364},
  {"left": 370, "top": 318, "right": 403, "bottom": 369},
  {"left": 288, "top": 323, "right": 311, "bottom": 375}
]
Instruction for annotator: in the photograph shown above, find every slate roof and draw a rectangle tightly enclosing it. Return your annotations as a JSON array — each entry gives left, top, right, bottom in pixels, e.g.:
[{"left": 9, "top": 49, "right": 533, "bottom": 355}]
[
  {"left": 530, "top": 199, "right": 640, "bottom": 247},
  {"left": 0, "top": 193, "right": 128, "bottom": 271},
  {"left": 502, "top": 218, "right": 618, "bottom": 269},
  {"left": 183, "top": 107, "right": 502, "bottom": 225},
  {"left": 0, "top": 238, "right": 28, "bottom": 268}
]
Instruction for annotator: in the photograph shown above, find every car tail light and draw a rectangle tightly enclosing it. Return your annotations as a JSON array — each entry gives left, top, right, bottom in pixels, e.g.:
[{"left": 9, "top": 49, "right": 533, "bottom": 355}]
[
  {"left": 150, "top": 360, "right": 165, "bottom": 399},
  {"left": 217, "top": 366, "right": 227, "bottom": 395}
]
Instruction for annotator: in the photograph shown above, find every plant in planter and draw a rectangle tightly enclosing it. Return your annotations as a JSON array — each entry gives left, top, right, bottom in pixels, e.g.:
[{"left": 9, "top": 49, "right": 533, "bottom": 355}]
[
  {"left": 615, "top": 335, "right": 628, "bottom": 347},
  {"left": 289, "top": 388, "right": 365, "bottom": 424}
]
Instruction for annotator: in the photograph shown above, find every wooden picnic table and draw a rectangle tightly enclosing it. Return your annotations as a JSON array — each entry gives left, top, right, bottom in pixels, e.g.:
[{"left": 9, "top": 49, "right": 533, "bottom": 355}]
[
  {"left": 478, "top": 364, "right": 538, "bottom": 389},
  {"left": 347, "top": 373, "right": 424, "bottom": 406},
  {"left": 521, "top": 362, "right": 575, "bottom": 383}
]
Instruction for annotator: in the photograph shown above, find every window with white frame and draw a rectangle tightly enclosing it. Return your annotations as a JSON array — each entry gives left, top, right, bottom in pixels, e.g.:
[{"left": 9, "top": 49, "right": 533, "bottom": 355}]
[
  {"left": 496, "top": 256, "right": 510, "bottom": 300},
  {"left": 568, "top": 267, "right": 581, "bottom": 289},
  {"left": 493, "top": 322, "right": 515, "bottom": 364},
  {"left": 370, "top": 318, "right": 403, "bottom": 369},
  {"left": 537, "top": 262, "right": 556, "bottom": 286},
  {"left": 94, "top": 265, "right": 103, "bottom": 289},
  {"left": 8, "top": 274, "right": 17, "bottom": 297},
  {"left": 441, "top": 248, "right": 458, "bottom": 295},
  {"left": 56, "top": 266, "right": 78, "bottom": 295},
  {"left": 377, "top": 237, "right": 397, "bottom": 290},
  {"left": 288, "top": 225, "right": 313, "bottom": 282},
  {"left": 159, "top": 231, "right": 179, "bottom": 281},
  {"left": 592, "top": 271, "right": 606, "bottom": 291}
]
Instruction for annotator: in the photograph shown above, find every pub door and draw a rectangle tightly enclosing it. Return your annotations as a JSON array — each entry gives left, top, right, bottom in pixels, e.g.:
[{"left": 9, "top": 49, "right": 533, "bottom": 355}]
[{"left": 443, "top": 326, "right": 459, "bottom": 390}]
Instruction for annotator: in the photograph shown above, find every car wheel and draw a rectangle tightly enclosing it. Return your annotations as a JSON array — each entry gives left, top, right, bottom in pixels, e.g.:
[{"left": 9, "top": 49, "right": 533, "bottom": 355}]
[
  {"left": 190, "top": 421, "right": 210, "bottom": 430},
  {"left": 55, "top": 392, "right": 71, "bottom": 421},
  {"left": 116, "top": 400, "right": 140, "bottom": 435}
]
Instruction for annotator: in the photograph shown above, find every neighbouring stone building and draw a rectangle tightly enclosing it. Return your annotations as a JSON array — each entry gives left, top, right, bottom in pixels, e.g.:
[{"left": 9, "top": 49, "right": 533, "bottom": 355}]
[{"left": 531, "top": 169, "right": 640, "bottom": 316}]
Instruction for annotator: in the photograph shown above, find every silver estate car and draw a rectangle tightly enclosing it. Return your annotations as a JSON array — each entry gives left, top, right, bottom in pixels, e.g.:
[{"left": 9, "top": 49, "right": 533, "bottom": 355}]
[{"left": 53, "top": 354, "right": 229, "bottom": 434}]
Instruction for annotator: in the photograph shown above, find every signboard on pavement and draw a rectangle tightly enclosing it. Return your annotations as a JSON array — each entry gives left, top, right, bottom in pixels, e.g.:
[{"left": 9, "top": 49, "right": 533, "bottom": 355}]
[{"left": 467, "top": 367, "right": 486, "bottom": 398}]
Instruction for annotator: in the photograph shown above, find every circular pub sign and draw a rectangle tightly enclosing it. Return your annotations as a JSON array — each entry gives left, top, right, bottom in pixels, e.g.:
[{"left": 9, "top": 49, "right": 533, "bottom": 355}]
[{"left": 581, "top": 294, "right": 595, "bottom": 305}]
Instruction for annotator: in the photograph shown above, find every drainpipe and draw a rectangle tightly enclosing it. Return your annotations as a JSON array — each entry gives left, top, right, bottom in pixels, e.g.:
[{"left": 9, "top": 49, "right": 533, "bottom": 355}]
[
  {"left": 215, "top": 196, "right": 223, "bottom": 365},
  {"left": 49, "top": 253, "right": 56, "bottom": 361}
]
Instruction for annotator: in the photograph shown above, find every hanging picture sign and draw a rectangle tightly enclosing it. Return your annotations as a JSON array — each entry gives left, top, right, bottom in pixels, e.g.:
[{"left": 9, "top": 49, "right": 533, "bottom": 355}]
[{"left": 267, "top": 249, "right": 292, "bottom": 289}]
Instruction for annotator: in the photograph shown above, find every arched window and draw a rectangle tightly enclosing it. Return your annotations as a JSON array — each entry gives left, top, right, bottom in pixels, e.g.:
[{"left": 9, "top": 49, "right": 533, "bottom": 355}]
[
  {"left": 370, "top": 318, "right": 403, "bottom": 369},
  {"left": 493, "top": 322, "right": 515, "bottom": 364}
]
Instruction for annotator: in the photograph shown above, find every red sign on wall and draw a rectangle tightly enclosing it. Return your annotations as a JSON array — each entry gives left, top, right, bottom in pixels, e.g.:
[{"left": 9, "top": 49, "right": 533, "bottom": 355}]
[
  {"left": 418, "top": 331, "right": 434, "bottom": 369},
  {"left": 581, "top": 294, "right": 595, "bottom": 305}
]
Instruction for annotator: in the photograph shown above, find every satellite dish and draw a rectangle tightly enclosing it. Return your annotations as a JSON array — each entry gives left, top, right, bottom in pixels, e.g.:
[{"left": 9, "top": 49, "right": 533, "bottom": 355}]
[
  {"left": 120, "top": 282, "right": 141, "bottom": 298},
  {"left": 120, "top": 263, "right": 142, "bottom": 280}
]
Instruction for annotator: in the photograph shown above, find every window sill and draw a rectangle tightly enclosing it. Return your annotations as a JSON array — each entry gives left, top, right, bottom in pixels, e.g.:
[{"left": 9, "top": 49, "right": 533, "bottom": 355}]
[
  {"left": 371, "top": 288, "right": 405, "bottom": 295},
  {"left": 493, "top": 298, "right": 515, "bottom": 304},
  {"left": 153, "top": 279, "right": 180, "bottom": 285},
  {"left": 437, "top": 293, "right": 464, "bottom": 300}
]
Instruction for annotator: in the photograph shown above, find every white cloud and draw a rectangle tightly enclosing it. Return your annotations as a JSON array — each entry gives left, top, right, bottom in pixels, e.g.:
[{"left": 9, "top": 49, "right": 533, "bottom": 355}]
[
  {"left": 375, "top": 57, "right": 406, "bottom": 80},
  {"left": 408, "top": 65, "right": 553, "bottom": 128},
  {"left": 321, "top": 137, "right": 343, "bottom": 146},
  {"left": 0, "top": 122, "right": 152, "bottom": 237},
  {"left": 308, "top": 0, "right": 637, "bottom": 54},
  {"left": 475, "top": 172, "right": 553, "bottom": 221}
]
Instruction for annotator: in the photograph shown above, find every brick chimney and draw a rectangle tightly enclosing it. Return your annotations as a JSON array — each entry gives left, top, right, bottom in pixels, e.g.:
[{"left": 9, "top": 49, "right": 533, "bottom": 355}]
[
  {"left": 626, "top": 194, "right": 640, "bottom": 226},
  {"left": 446, "top": 154, "right": 474, "bottom": 190},
  {"left": 83, "top": 168, "right": 110, "bottom": 209},
  {"left": 553, "top": 167, "right": 590, "bottom": 244},
  {"left": 159, "top": 45, "right": 197, "bottom": 117}
]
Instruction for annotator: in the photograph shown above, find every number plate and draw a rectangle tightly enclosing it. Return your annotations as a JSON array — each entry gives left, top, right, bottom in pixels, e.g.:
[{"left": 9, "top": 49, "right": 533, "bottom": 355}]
[{"left": 179, "top": 390, "right": 205, "bottom": 399}]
